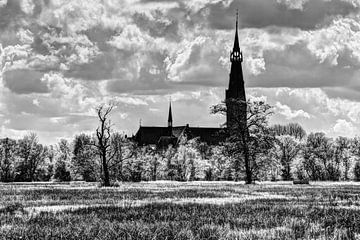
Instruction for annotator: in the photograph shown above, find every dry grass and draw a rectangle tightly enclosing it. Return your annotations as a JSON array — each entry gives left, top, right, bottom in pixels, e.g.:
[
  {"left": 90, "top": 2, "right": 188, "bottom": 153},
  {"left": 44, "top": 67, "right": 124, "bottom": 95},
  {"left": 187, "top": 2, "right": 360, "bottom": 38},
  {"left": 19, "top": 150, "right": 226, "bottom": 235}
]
[{"left": 0, "top": 181, "right": 359, "bottom": 239}]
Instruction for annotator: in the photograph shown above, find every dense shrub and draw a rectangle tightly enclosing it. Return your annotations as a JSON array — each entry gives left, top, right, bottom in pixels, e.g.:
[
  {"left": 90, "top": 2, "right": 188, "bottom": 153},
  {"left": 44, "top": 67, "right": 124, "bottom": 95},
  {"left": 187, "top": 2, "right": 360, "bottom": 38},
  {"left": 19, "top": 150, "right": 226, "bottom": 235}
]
[
  {"left": 54, "top": 160, "right": 71, "bottom": 181},
  {"left": 354, "top": 161, "right": 360, "bottom": 181}
]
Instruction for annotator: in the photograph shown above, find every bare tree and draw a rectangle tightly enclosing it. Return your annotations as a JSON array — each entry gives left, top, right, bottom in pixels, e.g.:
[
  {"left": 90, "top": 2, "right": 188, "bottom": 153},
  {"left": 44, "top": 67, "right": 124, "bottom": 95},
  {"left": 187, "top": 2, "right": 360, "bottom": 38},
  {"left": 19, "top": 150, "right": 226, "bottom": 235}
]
[
  {"left": 93, "top": 105, "right": 115, "bottom": 186},
  {"left": 92, "top": 104, "right": 134, "bottom": 186}
]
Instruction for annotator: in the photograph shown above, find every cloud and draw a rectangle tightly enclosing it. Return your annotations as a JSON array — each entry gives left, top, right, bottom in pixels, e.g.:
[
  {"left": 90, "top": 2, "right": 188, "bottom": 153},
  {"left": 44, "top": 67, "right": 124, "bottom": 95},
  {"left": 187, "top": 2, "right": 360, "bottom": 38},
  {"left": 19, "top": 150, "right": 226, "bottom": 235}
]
[
  {"left": 307, "top": 16, "right": 360, "bottom": 66},
  {"left": 275, "top": 101, "right": 311, "bottom": 119},
  {"left": 333, "top": 119, "right": 357, "bottom": 137},
  {"left": 3, "top": 69, "right": 48, "bottom": 94},
  {"left": 207, "top": 0, "right": 360, "bottom": 30},
  {"left": 276, "top": 0, "right": 309, "bottom": 10},
  {"left": 32, "top": 98, "right": 39, "bottom": 106},
  {"left": 247, "top": 42, "right": 357, "bottom": 89},
  {"left": 1, "top": 0, "right": 360, "bottom": 143}
]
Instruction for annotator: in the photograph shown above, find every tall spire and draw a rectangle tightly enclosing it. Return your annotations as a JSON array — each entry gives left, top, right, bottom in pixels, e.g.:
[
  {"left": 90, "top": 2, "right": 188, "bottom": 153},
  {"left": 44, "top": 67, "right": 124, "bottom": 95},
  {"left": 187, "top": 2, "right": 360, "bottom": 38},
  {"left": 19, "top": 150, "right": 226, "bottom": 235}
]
[
  {"left": 233, "top": 9, "right": 240, "bottom": 52},
  {"left": 168, "top": 100, "right": 173, "bottom": 128},
  {"left": 231, "top": 9, "right": 242, "bottom": 62},
  {"left": 226, "top": 10, "right": 246, "bottom": 131}
]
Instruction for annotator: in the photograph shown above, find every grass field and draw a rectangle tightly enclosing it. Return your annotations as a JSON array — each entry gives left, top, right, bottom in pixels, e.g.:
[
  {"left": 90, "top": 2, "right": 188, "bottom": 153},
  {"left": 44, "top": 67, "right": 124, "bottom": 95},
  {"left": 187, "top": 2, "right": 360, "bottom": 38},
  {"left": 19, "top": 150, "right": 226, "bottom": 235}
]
[{"left": 0, "top": 181, "right": 360, "bottom": 239}]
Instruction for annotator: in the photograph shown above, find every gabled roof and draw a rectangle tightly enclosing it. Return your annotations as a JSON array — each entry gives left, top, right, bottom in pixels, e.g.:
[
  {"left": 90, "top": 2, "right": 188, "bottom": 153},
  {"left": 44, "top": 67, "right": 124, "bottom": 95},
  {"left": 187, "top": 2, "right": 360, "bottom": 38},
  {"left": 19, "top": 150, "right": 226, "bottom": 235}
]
[
  {"left": 134, "top": 125, "right": 226, "bottom": 146},
  {"left": 186, "top": 127, "right": 226, "bottom": 145},
  {"left": 135, "top": 127, "right": 170, "bottom": 145}
]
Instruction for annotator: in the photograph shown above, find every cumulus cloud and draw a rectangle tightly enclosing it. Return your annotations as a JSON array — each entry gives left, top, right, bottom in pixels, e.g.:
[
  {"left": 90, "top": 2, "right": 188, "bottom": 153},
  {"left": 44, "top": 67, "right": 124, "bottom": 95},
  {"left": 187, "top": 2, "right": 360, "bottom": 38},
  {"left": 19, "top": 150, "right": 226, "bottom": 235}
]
[
  {"left": 275, "top": 102, "right": 311, "bottom": 119},
  {"left": 3, "top": 69, "right": 48, "bottom": 94},
  {"left": 207, "top": 0, "right": 360, "bottom": 30},
  {"left": 276, "top": 0, "right": 309, "bottom": 10},
  {"left": 1, "top": 0, "right": 360, "bottom": 143},
  {"left": 0, "top": 0, "right": 7, "bottom": 8},
  {"left": 333, "top": 119, "right": 357, "bottom": 136},
  {"left": 307, "top": 16, "right": 360, "bottom": 66}
]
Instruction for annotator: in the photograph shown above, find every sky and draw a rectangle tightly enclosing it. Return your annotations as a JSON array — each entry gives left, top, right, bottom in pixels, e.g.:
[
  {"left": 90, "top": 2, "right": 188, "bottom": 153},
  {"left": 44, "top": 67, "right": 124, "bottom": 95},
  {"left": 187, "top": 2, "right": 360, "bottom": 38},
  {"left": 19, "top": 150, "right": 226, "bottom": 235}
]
[{"left": 1, "top": 0, "right": 360, "bottom": 144}]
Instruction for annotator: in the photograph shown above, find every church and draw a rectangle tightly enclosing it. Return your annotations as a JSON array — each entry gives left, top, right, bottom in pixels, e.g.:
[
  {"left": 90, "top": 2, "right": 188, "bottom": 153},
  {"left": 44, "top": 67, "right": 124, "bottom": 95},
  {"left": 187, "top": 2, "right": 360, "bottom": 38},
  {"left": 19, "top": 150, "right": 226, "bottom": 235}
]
[{"left": 134, "top": 13, "right": 247, "bottom": 148}]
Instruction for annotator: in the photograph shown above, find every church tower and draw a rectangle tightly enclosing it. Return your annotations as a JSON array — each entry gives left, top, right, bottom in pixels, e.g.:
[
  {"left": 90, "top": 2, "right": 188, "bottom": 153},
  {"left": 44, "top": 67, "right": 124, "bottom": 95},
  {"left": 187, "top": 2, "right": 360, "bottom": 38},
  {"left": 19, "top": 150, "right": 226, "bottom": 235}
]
[{"left": 226, "top": 11, "right": 247, "bottom": 131}]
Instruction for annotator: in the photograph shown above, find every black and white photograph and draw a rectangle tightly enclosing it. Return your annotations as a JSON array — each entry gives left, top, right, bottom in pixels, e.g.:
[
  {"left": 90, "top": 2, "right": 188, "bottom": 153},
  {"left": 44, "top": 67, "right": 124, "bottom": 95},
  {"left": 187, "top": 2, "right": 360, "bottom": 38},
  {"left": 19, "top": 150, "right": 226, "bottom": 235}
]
[{"left": 1, "top": 0, "right": 360, "bottom": 239}]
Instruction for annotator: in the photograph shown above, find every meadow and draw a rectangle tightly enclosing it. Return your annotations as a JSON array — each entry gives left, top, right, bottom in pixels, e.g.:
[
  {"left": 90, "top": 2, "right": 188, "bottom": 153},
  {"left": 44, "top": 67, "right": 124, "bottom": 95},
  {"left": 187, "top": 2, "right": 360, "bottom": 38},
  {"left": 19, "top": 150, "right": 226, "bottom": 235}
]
[{"left": 0, "top": 181, "right": 359, "bottom": 239}]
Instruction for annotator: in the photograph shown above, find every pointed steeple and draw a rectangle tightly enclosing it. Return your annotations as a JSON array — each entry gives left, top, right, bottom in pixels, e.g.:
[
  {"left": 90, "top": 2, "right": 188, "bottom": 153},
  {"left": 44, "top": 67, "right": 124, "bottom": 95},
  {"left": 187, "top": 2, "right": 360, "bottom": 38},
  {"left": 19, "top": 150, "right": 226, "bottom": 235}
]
[
  {"left": 233, "top": 10, "right": 240, "bottom": 52},
  {"left": 226, "top": 10, "right": 247, "bottom": 131},
  {"left": 230, "top": 10, "right": 242, "bottom": 63},
  {"left": 168, "top": 100, "right": 173, "bottom": 128}
]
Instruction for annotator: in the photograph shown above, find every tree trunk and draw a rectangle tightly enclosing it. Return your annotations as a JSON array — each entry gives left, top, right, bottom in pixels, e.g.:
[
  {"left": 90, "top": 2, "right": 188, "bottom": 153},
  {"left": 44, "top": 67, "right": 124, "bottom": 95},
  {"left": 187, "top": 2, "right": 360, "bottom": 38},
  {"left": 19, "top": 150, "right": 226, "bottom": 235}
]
[
  {"left": 102, "top": 152, "right": 110, "bottom": 186},
  {"left": 244, "top": 146, "right": 252, "bottom": 184},
  {"left": 241, "top": 129, "right": 252, "bottom": 184}
]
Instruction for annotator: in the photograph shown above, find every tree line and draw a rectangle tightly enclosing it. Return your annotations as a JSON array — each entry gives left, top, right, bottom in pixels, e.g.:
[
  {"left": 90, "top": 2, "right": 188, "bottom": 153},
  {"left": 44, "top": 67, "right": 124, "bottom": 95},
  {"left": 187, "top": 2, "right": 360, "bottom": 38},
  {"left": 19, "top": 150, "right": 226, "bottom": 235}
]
[{"left": 1, "top": 102, "right": 360, "bottom": 185}]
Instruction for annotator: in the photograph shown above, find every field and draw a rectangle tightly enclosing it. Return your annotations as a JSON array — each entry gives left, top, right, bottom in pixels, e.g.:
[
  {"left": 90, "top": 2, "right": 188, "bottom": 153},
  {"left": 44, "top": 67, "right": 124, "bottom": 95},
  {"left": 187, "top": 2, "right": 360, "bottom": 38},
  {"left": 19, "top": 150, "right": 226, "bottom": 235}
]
[{"left": 0, "top": 181, "right": 360, "bottom": 240}]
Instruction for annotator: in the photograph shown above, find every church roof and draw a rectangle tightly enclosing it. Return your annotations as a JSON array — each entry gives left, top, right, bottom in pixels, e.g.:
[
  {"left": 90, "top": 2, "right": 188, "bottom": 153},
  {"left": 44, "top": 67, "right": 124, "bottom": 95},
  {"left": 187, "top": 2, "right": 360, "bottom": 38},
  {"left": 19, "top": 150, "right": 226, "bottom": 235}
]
[
  {"left": 134, "top": 125, "right": 225, "bottom": 146},
  {"left": 134, "top": 127, "right": 170, "bottom": 145}
]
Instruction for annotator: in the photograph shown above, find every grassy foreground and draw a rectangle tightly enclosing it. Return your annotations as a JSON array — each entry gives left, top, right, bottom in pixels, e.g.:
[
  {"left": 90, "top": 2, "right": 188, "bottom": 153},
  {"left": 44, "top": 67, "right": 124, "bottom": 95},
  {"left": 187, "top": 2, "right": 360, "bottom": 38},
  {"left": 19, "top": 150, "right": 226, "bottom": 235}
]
[{"left": 0, "top": 181, "right": 360, "bottom": 239}]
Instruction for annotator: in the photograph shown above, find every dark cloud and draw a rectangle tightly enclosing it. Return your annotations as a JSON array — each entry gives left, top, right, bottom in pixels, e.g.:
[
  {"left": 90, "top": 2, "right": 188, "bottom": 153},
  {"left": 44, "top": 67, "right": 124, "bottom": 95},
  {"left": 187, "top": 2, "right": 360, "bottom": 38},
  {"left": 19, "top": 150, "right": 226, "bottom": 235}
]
[
  {"left": 208, "top": 0, "right": 359, "bottom": 30},
  {"left": 65, "top": 52, "right": 116, "bottom": 80},
  {"left": 247, "top": 43, "right": 356, "bottom": 88},
  {"left": 0, "top": 0, "right": 24, "bottom": 31},
  {"left": 132, "top": 10, "right": 180, "bottom": 41},
  {"left": 3, "top": 69, "right": 49, "bottom": 94},
  {"left": 2, "top": 0, "right": 360, "bottom": 143},
  {"left": 106, "top": 51, "right": 171, "bottom": 94},
  {"left": 323, "top": 87, "right": 360, "bottom": 101},
  {"left": 31, "top": 36, "right": 51, "bottom": 55},
  {"left": 83, "top": 26, "right": 117, "bottom": 51}
]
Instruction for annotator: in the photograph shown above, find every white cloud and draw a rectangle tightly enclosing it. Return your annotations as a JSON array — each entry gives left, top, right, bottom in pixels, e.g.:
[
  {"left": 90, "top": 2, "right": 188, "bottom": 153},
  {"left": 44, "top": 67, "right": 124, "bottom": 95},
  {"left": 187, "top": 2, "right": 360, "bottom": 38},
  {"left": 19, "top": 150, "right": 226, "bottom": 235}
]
[
  {"left": 20, "top": 0, "right": 35, "bottom": 15},
  {"left": 333, "top": 119, "right": 357, "bottom": 137},
  {"left": 1, "top": 0, "right": 360, "bottom": 143},
  {"left": 113, "top": 96, "right": 148, "bottom": 106},
  {"left": 16, "top": 28, "right": 33, "bottom": 45},
  {"left": 341, "top": 0, "right": 360, "bottom": 7},
  {"left": 108, "top": 24, "right": 157, "bottom": 51},
  {"left": 276, "top": 0, "right": 310, "bottom": 10},
  {"left": 32, "top": 98, "right": 39, "bottom": 107},
  {"left": 307, "top": 16, "right": 360, "bottom": 65},
  {"left": 275, "top": 102, "right": 311, "bottom": 120},
  {"left": 166, "top": 36, "right": 208, "bottom": 82},
  {"left": 0, "top": 0, "right": 7, "bottom": 8}
]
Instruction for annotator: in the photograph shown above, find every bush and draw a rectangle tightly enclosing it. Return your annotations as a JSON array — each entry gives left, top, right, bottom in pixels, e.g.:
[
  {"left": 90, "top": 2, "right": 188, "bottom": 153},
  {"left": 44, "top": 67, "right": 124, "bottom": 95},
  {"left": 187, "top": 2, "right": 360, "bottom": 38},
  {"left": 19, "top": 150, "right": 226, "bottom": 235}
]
[
  {"left": 54, "top": 160, "right": 71, "bottom": 182},
  {"left": 354, "top": 161, "right": 360, "bottom": 181}
]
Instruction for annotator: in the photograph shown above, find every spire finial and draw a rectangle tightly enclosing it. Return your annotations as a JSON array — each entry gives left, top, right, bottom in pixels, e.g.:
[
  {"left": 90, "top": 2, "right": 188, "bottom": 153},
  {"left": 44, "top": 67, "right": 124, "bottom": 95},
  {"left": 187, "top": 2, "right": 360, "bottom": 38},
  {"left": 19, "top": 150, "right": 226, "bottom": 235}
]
[{"left": 236, "top": 9, "right": 238, "bottom": 30}]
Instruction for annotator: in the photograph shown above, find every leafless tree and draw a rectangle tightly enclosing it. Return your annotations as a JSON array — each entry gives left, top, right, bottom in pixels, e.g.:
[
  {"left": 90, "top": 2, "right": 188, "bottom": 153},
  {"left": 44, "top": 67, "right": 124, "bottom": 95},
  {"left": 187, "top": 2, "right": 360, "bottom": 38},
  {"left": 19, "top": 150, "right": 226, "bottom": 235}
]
[
  {"left": 92, "top": 104, "right": 134, "bottom": 186},
  {"left": 93, "top": 104, "right": 115, "bottom": 186}
]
